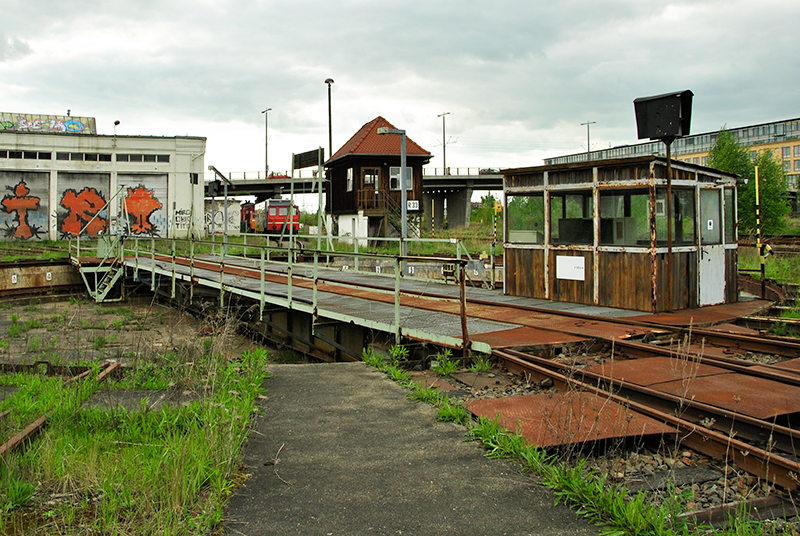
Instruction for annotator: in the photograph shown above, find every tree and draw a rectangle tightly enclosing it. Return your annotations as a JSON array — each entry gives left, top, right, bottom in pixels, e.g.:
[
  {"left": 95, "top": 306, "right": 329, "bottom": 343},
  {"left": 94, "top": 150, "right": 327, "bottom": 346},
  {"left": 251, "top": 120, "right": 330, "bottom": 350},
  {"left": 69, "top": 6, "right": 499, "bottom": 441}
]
[
  {"left": 707, "top": 129, "right": 789, "bottom": 236},
  {"left": 471, "top": 194, "right": 498, "bottom": 225}
]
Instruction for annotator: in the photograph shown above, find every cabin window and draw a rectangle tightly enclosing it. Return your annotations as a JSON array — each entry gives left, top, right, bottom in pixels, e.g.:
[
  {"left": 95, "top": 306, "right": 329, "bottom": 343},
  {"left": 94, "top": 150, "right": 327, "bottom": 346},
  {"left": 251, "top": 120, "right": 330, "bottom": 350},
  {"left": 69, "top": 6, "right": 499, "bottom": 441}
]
[
  {"left": 550, "top": 192, "right": 593, "bottom": 245},
  {"left": 389, "top": 166, "right": 412, "bottom": 190},
  {"left": 724, "top": 188, "right": 736, "bottom": 244},
  {"left": 599, "top": 191, "right": 650, "bottom": 246},
  {"left": 507, "top": 194, "right": 544, "bottom": 244},
  {"left": 655, "top": 188, "right": 695, "bottom": 246}
]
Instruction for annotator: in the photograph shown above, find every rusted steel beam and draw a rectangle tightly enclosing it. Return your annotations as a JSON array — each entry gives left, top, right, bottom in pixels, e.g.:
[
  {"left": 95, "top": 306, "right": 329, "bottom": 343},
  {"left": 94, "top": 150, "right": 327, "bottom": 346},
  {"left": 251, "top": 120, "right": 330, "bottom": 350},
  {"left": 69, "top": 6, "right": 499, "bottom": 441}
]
[
  {"left": 0, "top": 415, "right": 46, "bottom": 458},
  {"left": 97, "top": 362, "right": 122, "bottom": 383}
]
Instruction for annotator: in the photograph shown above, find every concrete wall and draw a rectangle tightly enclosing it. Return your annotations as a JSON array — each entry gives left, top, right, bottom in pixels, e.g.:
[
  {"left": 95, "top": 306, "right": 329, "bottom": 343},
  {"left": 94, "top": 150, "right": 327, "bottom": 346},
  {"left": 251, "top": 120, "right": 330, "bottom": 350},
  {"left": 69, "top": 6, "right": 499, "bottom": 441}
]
[
  {"left": 0, "top": 130, "right": 206, "bottom": 241},
  {"left": 204, "top": 200, "right": 241, "bottom": 236}
]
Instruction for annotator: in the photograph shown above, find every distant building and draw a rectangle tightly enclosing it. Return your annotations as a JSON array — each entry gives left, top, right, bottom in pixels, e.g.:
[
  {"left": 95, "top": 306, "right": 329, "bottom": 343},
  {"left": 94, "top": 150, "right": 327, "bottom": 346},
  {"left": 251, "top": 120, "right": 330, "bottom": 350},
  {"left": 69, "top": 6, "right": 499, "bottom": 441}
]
[
  {"left": 325, "top": 116, "right": 431, "bottom": 240},
  {"left": 545, "top": 117, "right": 800, "bottom": 212},
  {"left": 0, "top": 112, "right": 206, "bottom": 241}
]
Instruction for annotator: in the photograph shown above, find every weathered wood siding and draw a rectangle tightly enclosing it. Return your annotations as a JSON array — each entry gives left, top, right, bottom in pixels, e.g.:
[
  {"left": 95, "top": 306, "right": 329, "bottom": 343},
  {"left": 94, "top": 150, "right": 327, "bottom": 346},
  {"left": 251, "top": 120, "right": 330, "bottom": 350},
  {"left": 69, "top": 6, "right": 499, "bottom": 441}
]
[
  {"left": 597, "top": 251, "right": 654, "bottom": 311},
  {"left": 548, "top": 250, "right": 594, "bottom": 305},
  {"left": 504, "top": 248, "right": 546, "bottom": 298}
]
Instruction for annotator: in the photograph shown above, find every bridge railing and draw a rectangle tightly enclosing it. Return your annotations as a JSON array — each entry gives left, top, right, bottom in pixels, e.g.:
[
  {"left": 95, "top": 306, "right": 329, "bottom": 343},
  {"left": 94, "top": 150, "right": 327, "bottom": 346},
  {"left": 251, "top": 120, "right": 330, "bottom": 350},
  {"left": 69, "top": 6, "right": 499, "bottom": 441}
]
[
  {"left": 219, "top": 170, "right": 322, "bottom": 181},
  {"left": 212, "top": 167, "right": 502, "bottom": 181},
  {"left": 122, "top": 236, "right": 475, "bottom": 348},
  {"left": 423, "top": 167, "right": 500, "bottom": 176}
]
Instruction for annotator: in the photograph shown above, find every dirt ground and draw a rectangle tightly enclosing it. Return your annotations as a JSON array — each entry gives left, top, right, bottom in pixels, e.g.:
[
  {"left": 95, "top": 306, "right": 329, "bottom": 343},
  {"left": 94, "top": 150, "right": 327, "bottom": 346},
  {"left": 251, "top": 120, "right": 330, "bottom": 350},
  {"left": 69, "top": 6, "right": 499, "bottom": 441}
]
[{"left": 0, "top": 294, "right": 259, "bottom": 367}]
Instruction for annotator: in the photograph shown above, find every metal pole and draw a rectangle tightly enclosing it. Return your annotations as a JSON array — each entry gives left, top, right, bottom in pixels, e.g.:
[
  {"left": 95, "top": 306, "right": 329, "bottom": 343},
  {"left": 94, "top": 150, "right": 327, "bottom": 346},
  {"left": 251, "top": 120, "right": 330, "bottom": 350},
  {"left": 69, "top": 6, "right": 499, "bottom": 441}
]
[
  {"left": 438, "top": 112, "right": 450, "bottom": 174},
  {"left": 756, "top": 166, "right": 765, "bottom": 299},
  {"left": 400, "top": 131, "right": 407, "bottom": 273},
  {"left": 582, "top": 121, "right": 595, "bottom": 161},
  {"left": 325, "top": 78, "right": 334, "bottom": 158},
  {"left": 665, "top": 139, "right": 674, "bottom": 311},
  {"left": 262, "top": 108, "right": 272, "bottom": 177}
]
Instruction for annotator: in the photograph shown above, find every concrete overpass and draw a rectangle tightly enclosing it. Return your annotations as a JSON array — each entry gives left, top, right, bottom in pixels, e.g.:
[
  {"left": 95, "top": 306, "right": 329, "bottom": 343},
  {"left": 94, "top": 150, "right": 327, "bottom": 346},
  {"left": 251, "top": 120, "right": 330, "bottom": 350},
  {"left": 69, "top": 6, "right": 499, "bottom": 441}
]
[{"left": 205, "top": 167, "right": 504, "bottom": 229}]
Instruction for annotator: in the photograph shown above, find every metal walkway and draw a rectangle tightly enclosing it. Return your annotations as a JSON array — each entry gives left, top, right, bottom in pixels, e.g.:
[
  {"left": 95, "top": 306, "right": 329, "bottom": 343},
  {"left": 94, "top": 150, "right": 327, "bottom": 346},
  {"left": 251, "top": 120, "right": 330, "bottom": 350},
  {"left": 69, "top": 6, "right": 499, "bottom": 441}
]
[{"left": 119, "top": 242, "right": 769, "bottom": 355}]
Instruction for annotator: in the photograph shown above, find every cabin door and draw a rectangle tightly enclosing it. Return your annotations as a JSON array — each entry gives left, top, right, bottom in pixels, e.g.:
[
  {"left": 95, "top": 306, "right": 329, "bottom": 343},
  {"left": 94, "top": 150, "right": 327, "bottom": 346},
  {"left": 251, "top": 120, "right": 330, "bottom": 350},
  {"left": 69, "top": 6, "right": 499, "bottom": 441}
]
[{"left": 698, "top": 188, "right": 725, "bottom": 306}]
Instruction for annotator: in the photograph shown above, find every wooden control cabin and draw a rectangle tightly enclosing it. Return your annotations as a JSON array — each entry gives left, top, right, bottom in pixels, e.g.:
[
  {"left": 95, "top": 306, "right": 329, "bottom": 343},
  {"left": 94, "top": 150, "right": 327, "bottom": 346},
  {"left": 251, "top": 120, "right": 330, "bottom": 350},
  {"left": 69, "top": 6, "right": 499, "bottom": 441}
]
[{"left": 502, "top": 156, "right": 738, "bottom": 312}]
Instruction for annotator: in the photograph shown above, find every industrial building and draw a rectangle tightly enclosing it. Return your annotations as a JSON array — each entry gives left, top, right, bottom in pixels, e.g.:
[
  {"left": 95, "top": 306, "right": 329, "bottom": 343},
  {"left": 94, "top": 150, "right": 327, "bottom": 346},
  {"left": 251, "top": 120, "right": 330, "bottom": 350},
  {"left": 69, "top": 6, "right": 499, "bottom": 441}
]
[
  {"left": 0, "top": 112, "right": 206, "bottom": 241},
  {"left": 544, "top": 117, "right": 800, "bottom": 209}
]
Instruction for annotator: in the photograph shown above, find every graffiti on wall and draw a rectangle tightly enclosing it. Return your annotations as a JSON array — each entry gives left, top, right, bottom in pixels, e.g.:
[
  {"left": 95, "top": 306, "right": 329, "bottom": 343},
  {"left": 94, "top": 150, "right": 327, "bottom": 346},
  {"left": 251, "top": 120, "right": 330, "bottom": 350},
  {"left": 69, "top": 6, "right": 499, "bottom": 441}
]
[
  {"left": 59, "top": 188, "right": 107, "bottom": 238},
  {"left": 1, "top": 180, "right": 44, "bottom": 240},
  {"left": 125, "top": 185, "right": 163, "bottom": 236},
  {"left": 118, "top": 174, "right": 167, "bottom": 237},
  {"left": 56, "top": 173, "right": 109, "bottom": 239},
  {"left": 0, "top": 113, "right": 97, "bottom": 135}
]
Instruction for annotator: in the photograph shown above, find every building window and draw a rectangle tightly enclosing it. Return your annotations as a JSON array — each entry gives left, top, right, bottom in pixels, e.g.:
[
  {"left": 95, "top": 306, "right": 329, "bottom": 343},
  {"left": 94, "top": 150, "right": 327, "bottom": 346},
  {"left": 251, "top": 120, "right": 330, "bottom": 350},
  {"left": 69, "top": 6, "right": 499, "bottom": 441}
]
[
  {"left": 693, "top": 157, "right": 700, "bottom": 164},
  {"left": 785, "top": 161, "right": 791, "bottom": 172},
  {"left": 599, "top": 191, "right": 650, "bottom": 246},
  {"left": 550, "top": 191, "right": 593, "bottom": 245},
  {"left": 389, "top": 166, "right": 412, "bottom": 190},
  {"left": 157, "top": 155, "right": 169, "bottom": 163},
  {"left": 794, "top": 145, "right": 800, "bottom": 158},
  {"left": 655, "top": 188, "right": 695, "bottom": 246},
  {"left": 702, "top": 157, "right": 708, "bottom": 166},
  {"left": 346, "top": 168, "right": 353, "bottom": 192},
  {"left": 362, "top": 168, "right": 379, "bottom": 190},
  {"left": 795, "top": 160, "right": 800, "bottom": 172},
  {"left": 507, "top": 194, "right": 544, "bottom": 244},
  {"left": 749, "top": 151, "right": 757, "bottom": 162},
  {"left": 783, "top": 147, "right": 791, "bottom": 159}
]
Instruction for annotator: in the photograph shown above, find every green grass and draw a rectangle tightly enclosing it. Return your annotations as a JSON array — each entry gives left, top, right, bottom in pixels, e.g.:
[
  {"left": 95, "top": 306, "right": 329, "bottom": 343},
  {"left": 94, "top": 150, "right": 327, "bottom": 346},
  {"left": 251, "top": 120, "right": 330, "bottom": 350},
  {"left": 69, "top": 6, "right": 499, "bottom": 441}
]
[
  {"left": 431, "top": 348, "right": 459, "bottom": 377},
  {"left": 364, "top": 345, "right": 792, "bottom": 536},
  {"left": 739, "top": 247, "right": 800, "bottom": 284},
  {"left": 0, "top": 346, "right": 271, "bottom": 535}
]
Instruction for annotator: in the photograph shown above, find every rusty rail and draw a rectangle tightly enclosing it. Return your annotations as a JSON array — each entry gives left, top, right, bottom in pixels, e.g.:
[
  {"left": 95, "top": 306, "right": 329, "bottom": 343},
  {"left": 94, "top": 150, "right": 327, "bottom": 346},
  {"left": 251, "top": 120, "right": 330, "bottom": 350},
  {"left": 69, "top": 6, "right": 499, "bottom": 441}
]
[{"left": 493, "top": 348, "right": 800, "bottom": 490}]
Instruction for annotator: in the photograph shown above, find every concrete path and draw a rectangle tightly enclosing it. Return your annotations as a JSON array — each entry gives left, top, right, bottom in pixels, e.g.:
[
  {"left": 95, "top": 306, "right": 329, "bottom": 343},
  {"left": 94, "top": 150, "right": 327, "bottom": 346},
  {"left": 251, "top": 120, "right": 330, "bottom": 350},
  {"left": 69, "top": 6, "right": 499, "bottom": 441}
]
[{"left": 223, "top": 362, "right": 596, "bottom": 536}]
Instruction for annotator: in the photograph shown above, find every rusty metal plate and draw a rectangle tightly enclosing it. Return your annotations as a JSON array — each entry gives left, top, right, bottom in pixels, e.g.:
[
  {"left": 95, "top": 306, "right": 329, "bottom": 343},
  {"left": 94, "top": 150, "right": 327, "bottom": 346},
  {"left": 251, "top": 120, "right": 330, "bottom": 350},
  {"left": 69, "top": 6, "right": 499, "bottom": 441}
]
[
  {"left": 648, "top": 373, "right": 800, "bottom": 420},
  {"left": 449, "top": 371, "right": 516, "bottom": 391},
  {"left": 470, "top": 326, "right": 589, "bottom": 350},
  {"left": 770, "top": 358, "right": 800, "bottom": 373},
  {"left": 468, "top": 391, "right": 675, "bottom": 448},
  {"left": 584, "top": 356, "right": 730, "bottom": 386},
  {"left": 408, "top": 371, "right": 459, "bottom": 392},
  {"left": 624, "top": 300, "right": 771, "bottom": 327},
  {"left": 702, "top": 323, "right": 763, "bottom": 336}
]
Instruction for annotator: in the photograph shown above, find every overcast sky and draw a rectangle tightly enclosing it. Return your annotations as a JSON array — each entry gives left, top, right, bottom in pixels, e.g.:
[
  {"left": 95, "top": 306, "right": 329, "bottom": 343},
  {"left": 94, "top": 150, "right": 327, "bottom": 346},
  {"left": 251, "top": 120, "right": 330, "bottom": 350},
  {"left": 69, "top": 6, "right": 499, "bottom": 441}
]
[{"left": 4, "top": 0, "right": 799, "bottom": 181}]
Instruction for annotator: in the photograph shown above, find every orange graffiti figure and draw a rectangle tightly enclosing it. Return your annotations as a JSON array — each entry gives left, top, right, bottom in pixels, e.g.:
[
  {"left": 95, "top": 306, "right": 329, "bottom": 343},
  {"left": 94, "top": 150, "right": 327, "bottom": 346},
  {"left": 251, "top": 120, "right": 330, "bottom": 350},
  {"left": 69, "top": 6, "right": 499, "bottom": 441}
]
[
  {"left": 2, "top": 181, "right": 41, "bottom": 240},
  {"left": 125, "top": 186, "right": 162, "bottom": 235},
  {"left": 60, "top": 188, "right": 107, "bottom": 236}
]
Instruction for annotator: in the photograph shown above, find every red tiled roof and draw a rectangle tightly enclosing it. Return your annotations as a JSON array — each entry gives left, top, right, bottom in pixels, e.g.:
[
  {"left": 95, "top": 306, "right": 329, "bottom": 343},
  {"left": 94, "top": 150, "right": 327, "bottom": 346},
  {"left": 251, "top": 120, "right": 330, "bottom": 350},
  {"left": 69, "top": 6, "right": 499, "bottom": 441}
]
[{"left": 327, "top": 116, "right": 431, "bottom": 164}]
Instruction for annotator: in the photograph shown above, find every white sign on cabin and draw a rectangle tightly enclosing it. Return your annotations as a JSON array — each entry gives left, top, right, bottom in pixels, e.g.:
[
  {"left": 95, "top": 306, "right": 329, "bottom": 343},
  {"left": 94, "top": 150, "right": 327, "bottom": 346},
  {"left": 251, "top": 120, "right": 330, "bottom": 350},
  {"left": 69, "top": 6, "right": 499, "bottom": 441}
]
[{"left": 556, "top": 255, "right": 585, "bottom": 281}]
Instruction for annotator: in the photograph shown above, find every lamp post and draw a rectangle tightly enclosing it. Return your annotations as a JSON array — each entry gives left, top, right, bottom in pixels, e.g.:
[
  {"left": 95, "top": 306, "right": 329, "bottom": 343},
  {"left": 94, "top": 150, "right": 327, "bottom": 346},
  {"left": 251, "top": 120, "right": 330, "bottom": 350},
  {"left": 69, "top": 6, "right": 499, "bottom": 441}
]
[
  {"left": 438, "top": 112, "right": 450, "bottom": 174},
  {"left": 325, "top": 78, "right": 334, "bottom": 157},
  {"left": 581, "top": 121, "right": 595, "bottom": 161},
  {"left": 377, "top": 126, "right": 407, "bottom": 271},
  {"left": 262, "top": 108, "right": 271, "bottom": 177}
]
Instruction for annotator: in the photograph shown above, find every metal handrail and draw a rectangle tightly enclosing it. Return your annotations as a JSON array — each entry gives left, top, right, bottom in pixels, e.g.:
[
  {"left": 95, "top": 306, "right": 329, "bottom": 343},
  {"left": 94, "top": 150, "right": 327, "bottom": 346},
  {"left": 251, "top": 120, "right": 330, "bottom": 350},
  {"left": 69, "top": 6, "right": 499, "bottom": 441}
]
[{"left": 125, "top": 237, "right": 472, "bottom": 347}]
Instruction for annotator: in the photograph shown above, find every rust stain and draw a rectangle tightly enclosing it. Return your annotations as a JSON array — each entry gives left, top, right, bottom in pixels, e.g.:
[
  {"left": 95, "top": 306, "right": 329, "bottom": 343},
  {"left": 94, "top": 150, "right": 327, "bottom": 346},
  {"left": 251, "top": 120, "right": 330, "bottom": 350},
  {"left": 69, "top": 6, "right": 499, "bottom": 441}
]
[{"left": 469, "top": 391, "right": 674, "bottom": 448}]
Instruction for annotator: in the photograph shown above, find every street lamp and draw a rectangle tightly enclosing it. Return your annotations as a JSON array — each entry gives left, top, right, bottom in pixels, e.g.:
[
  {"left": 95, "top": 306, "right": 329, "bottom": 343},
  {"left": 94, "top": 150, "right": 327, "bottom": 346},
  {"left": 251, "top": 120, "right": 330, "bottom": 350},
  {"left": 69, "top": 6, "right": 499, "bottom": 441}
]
[
  {"left": 438, "top": 112, "right": 450, "bottom": 174},
  {"left": 262, "top": 108, "right": 271, "bottom": 177},
  {"left": 377, "top": 126, "right": 407, "bottom": 270},
  {"left": 325, "top": 78, "right": 334, "bottom": 157},
  {"left": 581, "top": 120, "right": 595, "bottom": 161}
]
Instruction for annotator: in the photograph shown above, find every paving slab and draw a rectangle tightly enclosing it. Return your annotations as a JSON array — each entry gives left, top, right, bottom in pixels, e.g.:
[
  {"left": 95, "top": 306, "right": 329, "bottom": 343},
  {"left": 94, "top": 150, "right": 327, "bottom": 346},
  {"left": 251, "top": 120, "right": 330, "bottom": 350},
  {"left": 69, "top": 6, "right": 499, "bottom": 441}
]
[{"left": 223, "top": 362, "right": 597, "bottom": 536}]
